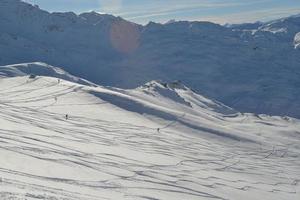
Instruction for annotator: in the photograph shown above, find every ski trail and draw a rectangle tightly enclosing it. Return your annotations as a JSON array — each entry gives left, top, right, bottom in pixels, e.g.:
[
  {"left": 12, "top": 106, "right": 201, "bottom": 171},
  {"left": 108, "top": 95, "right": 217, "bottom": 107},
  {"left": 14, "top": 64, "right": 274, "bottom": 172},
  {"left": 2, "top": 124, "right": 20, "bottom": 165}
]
[{"left": 0, "top": 76, "right": 299, "bottom": 200}]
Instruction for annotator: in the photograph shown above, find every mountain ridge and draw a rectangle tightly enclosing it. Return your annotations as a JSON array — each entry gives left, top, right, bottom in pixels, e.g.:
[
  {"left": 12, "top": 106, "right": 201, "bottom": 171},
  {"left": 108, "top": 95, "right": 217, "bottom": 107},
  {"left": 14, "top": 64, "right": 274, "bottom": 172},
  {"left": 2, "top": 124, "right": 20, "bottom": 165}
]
[{"left": 1, "top": 0, "right": 300, "bottom": 118}]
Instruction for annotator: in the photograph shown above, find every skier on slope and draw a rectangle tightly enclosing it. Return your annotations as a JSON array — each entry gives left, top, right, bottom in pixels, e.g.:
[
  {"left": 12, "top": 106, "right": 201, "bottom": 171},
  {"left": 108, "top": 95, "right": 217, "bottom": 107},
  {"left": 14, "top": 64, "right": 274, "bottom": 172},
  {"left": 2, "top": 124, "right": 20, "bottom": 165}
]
[{"left": 65, "top": 114, "right": 68, "bottom": 120}]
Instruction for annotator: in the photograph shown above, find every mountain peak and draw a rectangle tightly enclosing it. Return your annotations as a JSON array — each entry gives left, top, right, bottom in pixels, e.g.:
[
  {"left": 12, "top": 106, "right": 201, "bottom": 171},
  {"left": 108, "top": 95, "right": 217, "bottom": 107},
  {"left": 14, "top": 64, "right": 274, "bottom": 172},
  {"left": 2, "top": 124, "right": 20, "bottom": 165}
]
[
  {"left": 140, "top": 80, "right": 188, "bottom": 91},
  {"left": 79, "top": 11, "right": 117, "bottom": 25}
]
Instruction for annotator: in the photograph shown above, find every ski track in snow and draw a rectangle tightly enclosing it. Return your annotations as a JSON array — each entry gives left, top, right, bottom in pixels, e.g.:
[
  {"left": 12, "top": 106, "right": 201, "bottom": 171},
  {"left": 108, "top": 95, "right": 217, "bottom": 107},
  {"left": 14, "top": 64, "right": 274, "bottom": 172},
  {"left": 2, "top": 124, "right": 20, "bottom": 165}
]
[{"left": 0, "top": 76, "right": 299, "bottom": 200}]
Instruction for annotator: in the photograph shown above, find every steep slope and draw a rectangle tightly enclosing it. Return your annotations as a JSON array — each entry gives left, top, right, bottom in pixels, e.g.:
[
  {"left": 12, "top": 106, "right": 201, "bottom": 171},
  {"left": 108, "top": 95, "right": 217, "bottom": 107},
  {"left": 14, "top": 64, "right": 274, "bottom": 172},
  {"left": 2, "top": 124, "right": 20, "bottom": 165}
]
[
  {"left": 0, "top": 64, "right": 300, "bottom": 199},
  {"left": 0, "top": 0, "right": 140, "bottom": 75},
  {"left": 125, "top": 19, "right": 300, "bottom": 118},
  {"left": 295, "top": 32, "right": 300, "bottom": 49},
  {"left": 0, "top": 0, "right": 300, "bottom": 118}
]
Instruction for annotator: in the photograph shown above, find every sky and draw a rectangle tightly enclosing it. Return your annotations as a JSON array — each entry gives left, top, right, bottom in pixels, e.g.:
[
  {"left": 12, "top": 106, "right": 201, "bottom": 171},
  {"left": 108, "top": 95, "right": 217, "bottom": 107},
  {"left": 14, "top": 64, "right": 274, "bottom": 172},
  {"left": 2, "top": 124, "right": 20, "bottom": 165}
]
[{"left": 23, "top": 0, "right": 300, "bottom": 24}]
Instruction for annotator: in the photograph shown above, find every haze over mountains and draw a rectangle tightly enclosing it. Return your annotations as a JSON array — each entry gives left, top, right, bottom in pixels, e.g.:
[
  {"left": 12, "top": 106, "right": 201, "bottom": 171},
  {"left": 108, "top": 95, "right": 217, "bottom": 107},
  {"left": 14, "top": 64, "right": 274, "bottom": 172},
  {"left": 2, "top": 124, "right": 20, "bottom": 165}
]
[{"left": 1, "top": 0, "right": 300, "bottom": 118}]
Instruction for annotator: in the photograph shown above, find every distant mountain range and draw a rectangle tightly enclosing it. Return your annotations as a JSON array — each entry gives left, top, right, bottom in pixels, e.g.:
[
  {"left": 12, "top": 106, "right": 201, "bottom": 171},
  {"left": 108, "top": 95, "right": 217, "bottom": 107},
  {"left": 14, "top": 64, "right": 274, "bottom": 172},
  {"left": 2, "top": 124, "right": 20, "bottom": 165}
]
[{"left": 1, "top": 0, "right": 300, "bottom": 118}]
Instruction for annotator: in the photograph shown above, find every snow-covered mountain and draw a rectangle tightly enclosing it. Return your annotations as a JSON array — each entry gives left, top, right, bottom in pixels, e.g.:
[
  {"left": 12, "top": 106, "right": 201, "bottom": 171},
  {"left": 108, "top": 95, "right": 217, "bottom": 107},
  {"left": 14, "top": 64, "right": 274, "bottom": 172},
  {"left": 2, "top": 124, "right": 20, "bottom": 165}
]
[
  {"left": 0, "top": 63, "right": 299, "bottom": 199},
  {"left": 0, "top": 62, "right": 96, "bottom": 86},
  {"left": 0, "top": 0, "right": 300, "bottom": 119}
]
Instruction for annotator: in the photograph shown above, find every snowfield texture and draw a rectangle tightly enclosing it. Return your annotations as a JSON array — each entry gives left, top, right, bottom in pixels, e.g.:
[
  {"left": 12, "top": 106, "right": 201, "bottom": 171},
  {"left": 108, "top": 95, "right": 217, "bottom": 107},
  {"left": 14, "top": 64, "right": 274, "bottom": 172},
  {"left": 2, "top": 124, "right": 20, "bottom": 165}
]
[
  {"left": 0, "top": 0, "right": 300, "bottom": 118},
  {"left": 0, "top": 63, "right": 299, "bottom": 200}
]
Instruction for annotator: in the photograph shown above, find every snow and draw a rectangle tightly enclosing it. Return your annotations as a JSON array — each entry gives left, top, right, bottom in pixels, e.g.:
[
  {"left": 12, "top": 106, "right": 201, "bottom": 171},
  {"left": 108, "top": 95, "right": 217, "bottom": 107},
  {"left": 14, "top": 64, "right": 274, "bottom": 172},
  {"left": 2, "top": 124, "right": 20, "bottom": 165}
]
[
  {"left": 79, "top": 11, "right": 117, "bottom": 25},
  {"left": 0, "top": 62, "right": 96, "bottom": 86},
  {"left": 260, "top": 26, "right": 287, "bottom": 34},
  {"left": 0, "top": 0, "right": 300, "bottom": 118},
  {"left": 294, "top": 32, "right": 300, "bottom": 49},
  {"left": 0, "top": 64, "right": 299, "bottom": 199}
]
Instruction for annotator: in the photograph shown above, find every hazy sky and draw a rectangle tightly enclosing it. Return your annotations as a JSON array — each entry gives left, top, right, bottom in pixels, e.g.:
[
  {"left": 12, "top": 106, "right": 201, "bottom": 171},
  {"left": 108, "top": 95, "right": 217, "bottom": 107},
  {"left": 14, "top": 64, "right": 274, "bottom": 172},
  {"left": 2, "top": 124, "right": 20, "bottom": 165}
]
[{"left": 23, "top": 0, "right": 300, "bottom": 24}]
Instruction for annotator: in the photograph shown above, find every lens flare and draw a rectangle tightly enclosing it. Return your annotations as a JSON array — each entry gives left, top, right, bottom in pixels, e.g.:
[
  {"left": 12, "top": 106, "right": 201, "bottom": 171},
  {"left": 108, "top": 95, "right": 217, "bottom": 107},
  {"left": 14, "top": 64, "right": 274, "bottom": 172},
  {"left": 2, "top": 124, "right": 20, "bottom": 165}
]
[{"left": 110, "top": 20, "right": 140, "bottom": 54}]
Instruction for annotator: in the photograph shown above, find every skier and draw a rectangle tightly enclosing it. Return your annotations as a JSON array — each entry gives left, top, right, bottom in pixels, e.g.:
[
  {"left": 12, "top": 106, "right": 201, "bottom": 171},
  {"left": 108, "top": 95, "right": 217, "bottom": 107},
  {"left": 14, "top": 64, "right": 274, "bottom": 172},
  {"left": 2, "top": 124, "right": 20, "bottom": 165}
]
[
  {"left": 157, "top": 128, "right": 160, "bottom": 132},
  {"left": 58, "top": 79, "right": 60, "bottom": 84},
  {"left": 65, "top": 114, "right": 68, "bottom": 120}
]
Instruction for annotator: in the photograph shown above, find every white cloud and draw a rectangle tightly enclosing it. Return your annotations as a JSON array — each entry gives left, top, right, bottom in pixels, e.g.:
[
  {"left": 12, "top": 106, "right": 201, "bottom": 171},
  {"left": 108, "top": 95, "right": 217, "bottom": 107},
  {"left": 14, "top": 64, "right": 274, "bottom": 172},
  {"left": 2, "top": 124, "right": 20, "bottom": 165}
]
[
  {"left": 196, "top": 7, "right": 300, "bottom": 24},
  {"left": 118, "top": 0, "right": 264, "bottom": 18},
  {"left": 112, "top": 0, "right": 276, "bottom": 23},
  {"left": 110, "top": 0, "right": 300, "bottom": 25}
]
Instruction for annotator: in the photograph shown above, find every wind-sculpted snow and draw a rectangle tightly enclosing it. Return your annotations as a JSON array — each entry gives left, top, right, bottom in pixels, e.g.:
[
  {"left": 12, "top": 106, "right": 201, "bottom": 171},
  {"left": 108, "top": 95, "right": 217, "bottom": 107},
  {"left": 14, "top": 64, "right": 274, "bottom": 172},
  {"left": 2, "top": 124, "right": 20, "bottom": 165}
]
[
  {"left": 1, "top": 0, "right": 300, "bottom": 118},
  {"left": 0, "top": 74, "right": 299, "bottom": 200}
]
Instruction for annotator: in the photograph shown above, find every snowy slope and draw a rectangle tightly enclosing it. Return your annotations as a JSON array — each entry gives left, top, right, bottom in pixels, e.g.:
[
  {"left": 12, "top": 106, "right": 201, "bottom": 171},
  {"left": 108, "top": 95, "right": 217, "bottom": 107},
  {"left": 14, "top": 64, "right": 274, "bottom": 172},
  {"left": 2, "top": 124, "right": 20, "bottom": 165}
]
[
  {"left": 0, "top": 0, "right": 300, "bottom": 118},
  {"left": 0, "top": 64, "right": 300, "bottom": 200},
  {"left": 295, "top": 32, "right": 300, "bottom": 49},
  {"left": 0, "top": 62, "right": 96, "bottom": 86}
]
